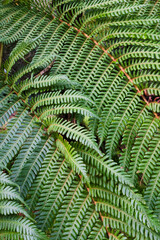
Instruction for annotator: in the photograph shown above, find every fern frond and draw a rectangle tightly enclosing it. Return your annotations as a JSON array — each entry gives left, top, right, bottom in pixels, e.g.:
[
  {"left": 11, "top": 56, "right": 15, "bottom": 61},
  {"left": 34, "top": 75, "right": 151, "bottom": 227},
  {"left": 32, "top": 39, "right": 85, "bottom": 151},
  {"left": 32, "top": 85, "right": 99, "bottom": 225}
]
[
  {"left": 27, "top": 144, "right": 61, "bottom": 210},
  {"left": 10, "top": 53, "right": 58, "bottom": 85},
  {"left": 0, "top": 107, "right": 28, "bottom": 149},
  {"left": 76, "top": 209, "right": 99, "bottom": 240},
  {"left": 17, "top": 74, "right": 77, "bottom": 95},
  {"left": 61, "top": 194, "right": 92, "bottom": 240},
  {"left": 0, "top": 171, "right": 48, "bottom": 240},
  {"left": 119, "top": 107, "right": 150, "bottom": 169},
  {"left": 46, "top": 117, "right": 101, "bottom": 155},
  {"left": 73, "top": 143, "right": 133, "bottom": 187},
  {"left": 148, "top": 102, "right": 160, "bottom": 113},
  {"left": 1, "top": 0, "right": 160, "bottom": 238},
  {"left": 0, "top": 95, "right": 21, "bottom": 126},
  {"left": 105, "top": 94, "right": 143, "bottom": 158},
  {"left": 92, "top": 185, "right": 160, "bottom": 239},
  {"left": 11, "top": 126, "right": 44, "bottom": 183},
  {"left": 87, "top": 221, "right": 108, "bottom": 239},
  {"left": 139, "top": 133, "right": 160, "bottom": 185},
  {"left": 18, "top": 136, "right": 54, "bottom": 198},
  {"left": 0, "top": 217, "right": 48, "bottom": 240},
  {"left": 29, "top": 90, "right": 95, "bottom": 112},
  {"left": 98, "top": 82, "right": 133, "bottom": 145},
  {"left": 38, "top": 104, "right": 98, "bottom": 120},
  {"left": 36, "top": 167, "right": 75, "bottom": 231},
  {"left": 129, "top": 116, "right": 159, "bottom": 183},
  {"left": 0, "top": 115, "right": 34, "bottom": 167},
  {"left": 0, "top": 7, "right": 37, "bottom": 44},
  {"left": 144, "top": 165, "right": 160, "bottom": 211},
  {"left": 0, "top": 185, "right": 26, "bottom": 205},
  {"left": 0, "top": 172, "right": 19, "bottom": 189},
  {"left": 50, "top": 180, "right": 84, "bottom": 240},
  {"left": 4, "top": 39, "right": 38, "bottom": 81},
  {"left": 0, "top": 200, "right": 32, "bottom": 219},
  {"left": 56, "top": 135, "right": 89, "bottom": 184}
]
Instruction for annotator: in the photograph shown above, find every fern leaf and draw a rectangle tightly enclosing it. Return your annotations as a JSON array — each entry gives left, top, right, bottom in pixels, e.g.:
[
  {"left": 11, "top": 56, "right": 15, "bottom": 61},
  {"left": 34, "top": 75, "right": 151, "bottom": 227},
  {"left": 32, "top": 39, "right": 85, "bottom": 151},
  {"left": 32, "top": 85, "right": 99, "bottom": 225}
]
[
  {"left": 129, "top": 116, "right": 159, "bottom": 183},
  {"left": 61, "top": 194, "right": 91, "bottom": 240},
  {"left": 11, "top": 127, "right": 44, "bottom": 183},
  {"left": 139, "top": 133, "right": 160, "bottom": 185},
  {"left": 30, "top": 89, "right": 95, "bottom": 112},
  {"left": 120, "top": 107, "right": 149, "bottom": 169},
  {"left": 46, "top": 117, "right": 101, "bottom": 155},
  {"left": 0, "top": 171, "right": 48, "bottom": 240},
  {"left": 4, "top": 39, "right": 38, "bottom": 82},
  {"left": 0, "top": 217, "right": 48, "bottom": 240},
  {"left": 36, "top": 169, "right": 75, "bottom": 231},
  {"left": 1, "top": 1, "right": 160, "bottom": 239},
  {"left": 17, "top": 74, "right": 77, "bottom": 94},
  {"left": 38, "top": 104, "right": 99, "bottom": 120},
  {"left": 27, "top": 146, "right": 61, "bottom": 209},
  {"left": 18, "top": 136, "right": 54, "bottom": 198},
  {"left": 73, "top": 143, "right": 133, "bottom": 187},
  {"left": 50, "top": 179, "right": 84, "bottom": 240},
  {"left": 56, "top": 135, "right": 89, "bottom": 184}
]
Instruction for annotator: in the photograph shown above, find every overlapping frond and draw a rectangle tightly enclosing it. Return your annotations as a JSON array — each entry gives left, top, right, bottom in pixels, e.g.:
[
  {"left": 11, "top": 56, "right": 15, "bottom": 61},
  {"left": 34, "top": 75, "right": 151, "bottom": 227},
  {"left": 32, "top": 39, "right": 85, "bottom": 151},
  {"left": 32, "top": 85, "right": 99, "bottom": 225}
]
[
  {"left": 0, "top": 84, "right": 108, "bottom": 239},
  {"left": 0, "top": 171, "right": 48, "bottom": 240},
  {"left": 91, "top": 185, "right": 160, "bottom": 240},
  {"left": 73, "top": 143, "right": 133, "bottom": 187},
  {"left": 0, "top": 0, "right": 160, "bottom": 238},
  {"left": 56, "top": 135, "right": 89, "bottom": 184},
  {"left": 1, "top": 83, "right": 160, "bottom": 239}
]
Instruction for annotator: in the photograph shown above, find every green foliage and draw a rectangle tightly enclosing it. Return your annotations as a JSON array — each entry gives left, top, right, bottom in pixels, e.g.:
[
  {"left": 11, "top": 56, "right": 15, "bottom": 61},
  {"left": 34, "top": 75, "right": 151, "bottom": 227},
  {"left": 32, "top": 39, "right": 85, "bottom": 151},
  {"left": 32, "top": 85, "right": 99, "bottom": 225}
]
[
  {"left": 56, "top": 135, "right": 90, "bottom": 184},
  {"left": 0, "top": 171, "right": 48, "bottom": 240},
  {"left": 0, "top": 0, "right": 160, "bottom": 239},
  {"left": 0, "top": 83, "right": 160, "bottom": 240}
]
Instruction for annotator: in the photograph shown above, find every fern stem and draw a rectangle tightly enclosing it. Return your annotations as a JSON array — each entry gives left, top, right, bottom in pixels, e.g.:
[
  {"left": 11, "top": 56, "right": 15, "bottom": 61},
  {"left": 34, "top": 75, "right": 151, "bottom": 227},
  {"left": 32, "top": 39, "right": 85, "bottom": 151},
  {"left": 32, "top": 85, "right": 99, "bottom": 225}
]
[{"left": 35, "top": 59, "right": 56, "bottom": 78}]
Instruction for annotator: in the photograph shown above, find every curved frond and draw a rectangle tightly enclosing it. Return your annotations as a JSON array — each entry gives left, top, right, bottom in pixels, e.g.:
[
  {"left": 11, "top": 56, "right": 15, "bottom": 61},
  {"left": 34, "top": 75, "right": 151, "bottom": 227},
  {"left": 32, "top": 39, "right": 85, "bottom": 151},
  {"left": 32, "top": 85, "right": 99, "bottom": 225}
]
[
  {"left": 1, "top": 0, "right": 160, "bottom": 238},
  {"left": 56, "top": 135, "right": 89, "bottom": 184},
  {"left": 46, "top": 117, "right": 101, "bottom": 155},
  {"left": 0, "top": 171, "right": 48, "bottom": 240}
]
